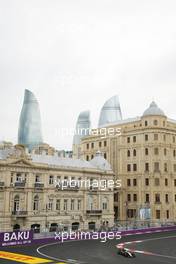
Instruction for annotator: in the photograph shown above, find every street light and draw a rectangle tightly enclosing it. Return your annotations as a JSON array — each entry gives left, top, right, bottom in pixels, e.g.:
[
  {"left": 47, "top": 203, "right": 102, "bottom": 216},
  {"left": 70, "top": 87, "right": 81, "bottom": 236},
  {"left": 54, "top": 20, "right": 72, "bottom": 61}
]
[
  {"left": 42, "top": 203, "right": 49, "bottom": 233},
  {"left": 125, "top": 201, "right": 128, "bottom": 230}
]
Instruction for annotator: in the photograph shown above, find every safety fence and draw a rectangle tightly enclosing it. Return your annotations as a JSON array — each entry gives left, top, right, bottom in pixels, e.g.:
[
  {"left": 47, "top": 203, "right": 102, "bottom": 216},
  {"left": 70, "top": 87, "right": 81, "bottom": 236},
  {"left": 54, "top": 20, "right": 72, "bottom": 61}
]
[{"left": 1, "top": 224, "right": 176, "bottom": 248}]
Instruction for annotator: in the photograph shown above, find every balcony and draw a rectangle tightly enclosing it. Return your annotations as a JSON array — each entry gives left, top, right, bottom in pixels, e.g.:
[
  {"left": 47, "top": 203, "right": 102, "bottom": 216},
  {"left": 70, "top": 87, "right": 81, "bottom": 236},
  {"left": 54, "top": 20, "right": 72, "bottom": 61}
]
[
  {"left": 34, "top": 182, "right": 44, "bottom": 189},
  {"left": 56, "top": 185, "right": 79, "bottom": 191},
  {"left": 12, "top": 211, "right": 28, "bottom": 217},
  {"left": 14, "top": 181, "right": 25, "bottom": 188},
  {"left": 86, "top": 210, "right": 102, "bottom": 215},
  {"left": 0, "top": 182, "right": 4, "bottom": 188}
]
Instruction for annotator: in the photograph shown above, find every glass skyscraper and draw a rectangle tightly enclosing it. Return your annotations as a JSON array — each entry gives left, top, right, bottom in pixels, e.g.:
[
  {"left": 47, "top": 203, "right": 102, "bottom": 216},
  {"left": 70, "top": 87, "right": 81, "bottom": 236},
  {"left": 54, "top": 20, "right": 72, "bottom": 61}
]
[
  {"left": 98, "top": 95, "right": 122, "bottom": 127},
  {"left": 73, "top": 110, "right": 91, "bottom": 145},
  {"left": 18, "top": 89, "right": 43, "bottom": 150}
]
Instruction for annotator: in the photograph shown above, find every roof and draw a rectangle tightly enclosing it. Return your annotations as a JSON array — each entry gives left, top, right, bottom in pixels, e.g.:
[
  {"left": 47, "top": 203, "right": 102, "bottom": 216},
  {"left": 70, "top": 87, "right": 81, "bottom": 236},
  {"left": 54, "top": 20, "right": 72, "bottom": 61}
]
[
  {"left": 90, "top": 151, "right": 112, "bottom": 171},
  {"left": 168, "top": 118, "right": 176, "bottom": 123},
  {"left": 32, "top": 154, "right": 97, "bottom": 169},
  {"left": 0, "top": 149, "right": 14, "bottom": 160},
  {"left": 143, "top": 101, "right": 165, "bottom": 117},
  {"left": 106, "top": 117, "right": 141, "bottom": 126},
  {"left": 0, "top": 148, "right": 112, "bottom": 171}
]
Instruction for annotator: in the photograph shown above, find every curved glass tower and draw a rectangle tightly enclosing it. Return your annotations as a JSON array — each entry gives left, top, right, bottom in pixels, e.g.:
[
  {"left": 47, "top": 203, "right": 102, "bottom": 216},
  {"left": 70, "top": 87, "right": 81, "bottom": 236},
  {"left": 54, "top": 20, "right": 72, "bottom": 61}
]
[
  {"left": 73, "top": 110, "right": 91, "bottom": 145},
  {"left": 72, "top": 110, "right": 91, "bottom": 158},
  {"left": 18, "top": 89, "right": 43, "bottom": 150},
  {"left": 98, "top": 95, "right": 122, "bottom": 127}
]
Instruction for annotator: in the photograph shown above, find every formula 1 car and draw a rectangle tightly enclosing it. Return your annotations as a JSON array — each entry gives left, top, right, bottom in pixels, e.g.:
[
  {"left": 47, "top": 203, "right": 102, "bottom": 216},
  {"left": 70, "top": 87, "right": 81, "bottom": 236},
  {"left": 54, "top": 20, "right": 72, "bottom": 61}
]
[{"left": 118, "top": 248, "right": 136, "bottom": 258}]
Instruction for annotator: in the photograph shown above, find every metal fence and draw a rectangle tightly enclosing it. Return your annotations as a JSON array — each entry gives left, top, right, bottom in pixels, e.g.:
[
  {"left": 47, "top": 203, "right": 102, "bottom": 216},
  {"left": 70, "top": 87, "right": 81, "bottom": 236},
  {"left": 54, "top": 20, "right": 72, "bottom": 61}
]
[
  {"left": 33, "top": 220, "right": 176, "bottom": 239},
  {"left": 113, "top": 220, "right": 176, "bottom": 230}
]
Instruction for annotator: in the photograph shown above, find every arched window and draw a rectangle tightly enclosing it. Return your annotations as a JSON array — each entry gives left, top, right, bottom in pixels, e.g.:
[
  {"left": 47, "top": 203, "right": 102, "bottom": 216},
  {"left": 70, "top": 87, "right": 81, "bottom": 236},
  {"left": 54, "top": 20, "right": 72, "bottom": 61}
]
[
  {"left": 13, "top": 224, "right": 20, "bottom": 231},
  {"left": 72, "top": 222, "right": 79, "bottom": 231},
  {"left": 145, "top": 148, "right": 149, "bottom": 155},
  {"left": 127, "top": 150, "right": 130, "bottom": 157},
  {"left": 133, "top": 149, "right": 137, "bottom": 156},
  {"left": 31, "top": 224, "right": 40, "bottom": 233},
  {"left": 154, "top": 120, "right": 158, "bottom": 126},
  {"left": 49, "top": 223, "right": 58, "bottom": 232},
  {"left": 33, "top": 195, "right": 39, "bottom": 211},
  {"left": 88, "top": 222, "right": 96, "bottom": 231}
]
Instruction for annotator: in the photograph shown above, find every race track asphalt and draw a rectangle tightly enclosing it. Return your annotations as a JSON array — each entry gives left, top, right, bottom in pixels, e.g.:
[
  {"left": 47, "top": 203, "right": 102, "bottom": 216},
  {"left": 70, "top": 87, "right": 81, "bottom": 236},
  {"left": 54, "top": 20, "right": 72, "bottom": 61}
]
[{"left": 0, "top": 230, "right": 176, "bottom": 264}]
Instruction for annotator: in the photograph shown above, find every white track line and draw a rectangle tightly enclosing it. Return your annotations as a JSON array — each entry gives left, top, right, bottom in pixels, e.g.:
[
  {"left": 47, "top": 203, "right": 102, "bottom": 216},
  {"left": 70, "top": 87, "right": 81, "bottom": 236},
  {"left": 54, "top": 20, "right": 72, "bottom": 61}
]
[
  {"left": 37, "top": 230, "right": 176, "bottom": 263},
  {"left": 37, "top": 240, "right": 86, "bottom": 264},
  {"left": 117, "top": 234, "right": 176, "bottom": 260}
]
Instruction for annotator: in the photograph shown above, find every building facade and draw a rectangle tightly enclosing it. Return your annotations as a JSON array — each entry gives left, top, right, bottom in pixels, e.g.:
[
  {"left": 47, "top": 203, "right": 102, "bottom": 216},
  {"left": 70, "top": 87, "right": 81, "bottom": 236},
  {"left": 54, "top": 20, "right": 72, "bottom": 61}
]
[
  {"left": 74, "top": 101, "right": 176, "bottom": 223},
  {"left": 0, "top": 145, "right": 114, "bottom": 232}
]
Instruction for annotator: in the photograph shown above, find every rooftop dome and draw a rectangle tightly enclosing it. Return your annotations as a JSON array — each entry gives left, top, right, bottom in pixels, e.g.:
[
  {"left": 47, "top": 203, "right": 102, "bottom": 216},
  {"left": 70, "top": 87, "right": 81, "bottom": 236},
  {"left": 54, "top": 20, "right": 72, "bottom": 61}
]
[
  {"left": 143, "top": 101, "right": 165, "bottom": 117},
  {"left": 90, "top": 151, "right": 112, "bottom": 171}
]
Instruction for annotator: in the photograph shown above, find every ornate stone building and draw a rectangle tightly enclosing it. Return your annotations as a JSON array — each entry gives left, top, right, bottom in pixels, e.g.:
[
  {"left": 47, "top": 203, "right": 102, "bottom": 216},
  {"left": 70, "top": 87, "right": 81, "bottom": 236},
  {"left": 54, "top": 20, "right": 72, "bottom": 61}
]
[
  {"left": 31, "top": 143, "right": 56, "bottom": 156},
  {"left": 0, "top": 145, "right": 114, "bottom": 232},
  {"left": 74, "top": 101, "right": 176, "bottom": 223}
]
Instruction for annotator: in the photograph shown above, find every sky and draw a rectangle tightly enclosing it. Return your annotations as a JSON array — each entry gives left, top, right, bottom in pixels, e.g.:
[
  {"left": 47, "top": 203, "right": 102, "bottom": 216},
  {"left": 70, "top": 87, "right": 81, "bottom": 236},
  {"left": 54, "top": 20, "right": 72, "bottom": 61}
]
[{"left": 1, "top": 0, "right": 176, "bottom": 150}]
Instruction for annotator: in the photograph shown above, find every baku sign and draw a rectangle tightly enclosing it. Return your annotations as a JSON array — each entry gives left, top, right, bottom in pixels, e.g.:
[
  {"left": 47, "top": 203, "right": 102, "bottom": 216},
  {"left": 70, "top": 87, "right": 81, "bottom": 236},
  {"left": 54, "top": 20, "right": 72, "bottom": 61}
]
[{"left": 0, "top": 230, "right": 33, "bottom": 247}]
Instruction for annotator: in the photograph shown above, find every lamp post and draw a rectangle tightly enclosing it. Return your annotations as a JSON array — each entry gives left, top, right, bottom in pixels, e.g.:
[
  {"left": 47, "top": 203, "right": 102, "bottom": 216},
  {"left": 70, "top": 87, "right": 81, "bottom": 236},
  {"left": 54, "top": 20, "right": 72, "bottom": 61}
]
[
  {"left": 43, "top": 203, "right": 48, "bottom": 233},
  {"left": 125, "top": 201, "right": 128, "bottom": 230}
]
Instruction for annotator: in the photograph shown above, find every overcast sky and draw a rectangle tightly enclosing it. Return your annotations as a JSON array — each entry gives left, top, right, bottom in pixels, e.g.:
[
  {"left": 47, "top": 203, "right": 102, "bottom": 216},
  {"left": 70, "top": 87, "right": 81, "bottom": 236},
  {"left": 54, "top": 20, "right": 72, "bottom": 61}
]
[{"left": 1, "top": 0, "right": 176, "bottom": 150}]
